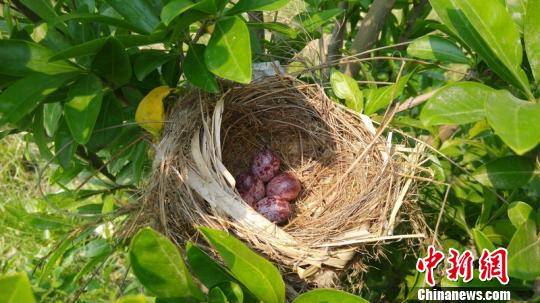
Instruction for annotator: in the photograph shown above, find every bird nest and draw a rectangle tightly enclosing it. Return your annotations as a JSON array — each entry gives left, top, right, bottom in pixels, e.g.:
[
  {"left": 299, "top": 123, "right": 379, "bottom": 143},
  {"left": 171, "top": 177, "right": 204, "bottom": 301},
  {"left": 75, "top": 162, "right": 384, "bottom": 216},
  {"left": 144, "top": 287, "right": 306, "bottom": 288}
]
[{"left": 138, "top": 76, "right": 428, "bottom": 280}]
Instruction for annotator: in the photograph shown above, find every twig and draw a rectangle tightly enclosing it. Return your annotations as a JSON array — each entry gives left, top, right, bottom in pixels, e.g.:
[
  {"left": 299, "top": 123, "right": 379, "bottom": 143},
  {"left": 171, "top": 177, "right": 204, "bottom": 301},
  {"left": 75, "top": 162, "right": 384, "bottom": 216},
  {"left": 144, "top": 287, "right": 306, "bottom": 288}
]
[
  {"left": 396, "top": 90, "right": 437, "bottom": 112},
  {"left": 345, "top": 0, "right": 398, "bottom": 76}
]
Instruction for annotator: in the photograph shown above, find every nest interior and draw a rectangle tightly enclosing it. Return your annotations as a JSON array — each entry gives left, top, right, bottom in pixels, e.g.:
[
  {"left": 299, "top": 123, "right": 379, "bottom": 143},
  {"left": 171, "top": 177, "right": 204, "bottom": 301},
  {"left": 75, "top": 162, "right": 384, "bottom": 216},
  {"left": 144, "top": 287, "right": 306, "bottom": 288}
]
[{"left": 142, "top": 76, "right": 426, "bottom": 279}]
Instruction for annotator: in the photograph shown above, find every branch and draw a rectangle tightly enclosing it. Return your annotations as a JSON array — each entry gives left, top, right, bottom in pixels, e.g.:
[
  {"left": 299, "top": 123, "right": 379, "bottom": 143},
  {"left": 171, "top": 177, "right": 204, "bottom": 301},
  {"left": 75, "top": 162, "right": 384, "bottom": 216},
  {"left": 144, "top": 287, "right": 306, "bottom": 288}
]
[
  {"left": 398, "top": 0, "right": 429, "bottom": 45},
  {"left": 396, "top": 90, "right": 436, "bottom": 112},
  {"left": 325, "top": 1, "right": 348, "bottom": 77},
  {"left": 345, "top": 0, "right": 397, "bottom": 77},
  {"left": 76, "top": 146, "right": 116, "bottom": 183},
  {"left": 11, "top": 0, "right": 40, "bottom": 22}
]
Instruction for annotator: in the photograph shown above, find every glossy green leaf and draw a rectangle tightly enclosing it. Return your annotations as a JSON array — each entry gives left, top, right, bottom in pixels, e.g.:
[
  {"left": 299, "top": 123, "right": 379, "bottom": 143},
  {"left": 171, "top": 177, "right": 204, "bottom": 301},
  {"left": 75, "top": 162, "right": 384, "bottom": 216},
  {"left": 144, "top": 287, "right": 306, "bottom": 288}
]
[
  {"left": 92, "top": 38, "right": 132, "bottom": 87},
  {"left": 247, "top": 22, "right": 298, "bottom": 38},
  {"left": 116, "top": 295, "right": 147, "bottom": 303},
  {"left": 198, "top": 227, "right": 285, "bottom": 303},
  {"left": 429, "top": 0, "right": 531, "bottom": 97},
  {"left": 87, "top": 93, "right": 124, "bottom": 151},
  {"left": 54, "top": 120, "right": 76, "bottom": 169},
  {"left": 205, "top": 16, "right": 252, "bottom": 84},
  {"left": 32, "top": 107, "right": 54, "bottom": 161},
  {"left": 161, "top": 0, "right": 198, "bottom": 26},
  {"left": 186, "top": 241, "right": 234, "bottom": 289},
  {"left": 485, "top": 90, "right": 540, "bottom": 154},
  {"left": 214, "top": 282, "right": 243, "bottom": 303},
  {"left": 129, "top": 227, "right": 204, "bottom": 301},
  {"left": 294, "top": 9, "right": 343, "bottom": 32},
  {"left": 55, "top": 13, "right": 144, "bottom": 33},
  {"left": 407, "top": 35, "right": 470, "bottom": 64},
  {"left": 227, "top": 0, "right": 289, "bottom": 15},
  {"left": 49, "top": 32, "right": 167, "bottom": 62},
  {"left": 471, "top": 228, "right": 496, "bottom": 253},
  {"left": 0, "top": 72, "right": 78, "bottom": 125},
  {"left": 473, "top": 156, "right": 535, "bottom": 189},
  {"left": 364, "top": 74, "right": 411, "bottom": 115},
  {"left": 420, "top": 82, "right": 494, "bottom": 125},
  {"left": 191, "top": 0, "right": 227, "bottom": 14},
  {"left": 506, "top": 0, "right": 528, "bottom": 29},
  {"left": 209, "top": 287, "right": 229, "bottom": 303},
  {"left": 185, "top": 44, "right": 219, "bottom": 93},
  {"left": 104, "top": 0, "right": 161, "bottom": 33},
  {"left": 43, "top": 102, "right": 63, "bottom": 137},
  {"left": 0, "top": 272, "right": 36, "bottom": 303},
  {"left": 525, "top": 0, "right": 540, "bottom": 82},
  {"left": 19, "top": 0, "right": 60, "bottom": 27},
  {"left": 482, "top": 220, "right": 516, "bottom": 245},
  {"left": 507, "top": 201, "right": 535, "bottom": 228},
  {"left": 64, "top": 75, "right": 104, "bottom": 145},
  {"left": 507, "top": 220, "right": 540, "bottom": 280},
  {"left": 330, "top": 69, "right": 363, "bottom": 112},
  {"left": 292, "top": 289, "right": 369, "bottom": 303},
  {"left": 0, "top": 40, "right": 77, "bottom": 76},
  {"left": 133, "top": 51, "right": 173, "bottom": 81}
]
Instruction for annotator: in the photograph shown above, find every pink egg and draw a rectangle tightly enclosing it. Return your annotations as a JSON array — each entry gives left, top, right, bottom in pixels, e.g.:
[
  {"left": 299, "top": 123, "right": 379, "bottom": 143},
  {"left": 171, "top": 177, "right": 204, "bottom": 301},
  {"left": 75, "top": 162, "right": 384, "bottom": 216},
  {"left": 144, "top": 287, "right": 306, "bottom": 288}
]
[
  {"left": 236, "top": 172, "right": 265, "bottom": 202},
  {"left": 255, "top": 197, "right": 291, "bottom": 224},
  {"left": 266, "top": 173, "right": 301, "bottom": 201},
  {"left": 251, "top": 149, "right": 280, "bottom": 182}
]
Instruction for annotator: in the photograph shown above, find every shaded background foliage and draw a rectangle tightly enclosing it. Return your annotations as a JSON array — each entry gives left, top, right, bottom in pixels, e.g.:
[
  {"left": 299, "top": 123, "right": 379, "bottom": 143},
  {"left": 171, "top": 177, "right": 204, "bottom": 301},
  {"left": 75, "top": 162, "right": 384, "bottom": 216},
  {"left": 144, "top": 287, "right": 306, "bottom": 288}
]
[{"left": 0, "top": 0, "right": 539, "bottom": 302}]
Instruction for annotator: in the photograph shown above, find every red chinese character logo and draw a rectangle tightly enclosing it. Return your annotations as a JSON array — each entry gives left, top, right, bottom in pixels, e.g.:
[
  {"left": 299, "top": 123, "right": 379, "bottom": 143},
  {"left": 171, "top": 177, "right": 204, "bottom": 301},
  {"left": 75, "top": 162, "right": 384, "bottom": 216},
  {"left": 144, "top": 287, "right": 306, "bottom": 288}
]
[
  {"left": 416, "top": 245, "right": 445, "bottom": 286},
  {"left": 479, "top": 248, "right": 509, "bottom": 285},
  {"left": 446, "top": 248, "right": 474, "bottom": 283}
]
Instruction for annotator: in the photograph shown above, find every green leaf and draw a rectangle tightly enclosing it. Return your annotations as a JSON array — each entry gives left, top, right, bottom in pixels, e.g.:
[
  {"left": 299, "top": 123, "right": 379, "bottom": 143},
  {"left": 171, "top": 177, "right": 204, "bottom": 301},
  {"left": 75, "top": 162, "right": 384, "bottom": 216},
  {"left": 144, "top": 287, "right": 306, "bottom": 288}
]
[
  {"left": 473, "top": 156, "right": 535, "bottom": 189},
  {"left": 0, "top": 72, "right": 78, "bottom": 125},
  {"left": 407, "top": 35, "right": 470, "bottom": 64},
  {"left": 471, "top": 228, "right": 496, "bottom": 253},
  {"left": 364, "top": 74, "right": 411, "bottom": 115},
  {"left": 87, "top": 93, "right": 124, "bottom": 151},
  {"left": 133, "top": 51, "right": 173, "bottom": 81},
  {"left": 116, "top": 295, "right": 147, "bottom": 303},
  {"left": 19, "top": 0, "right": 61, "bottom": 27},
  {"left": 104, "top": 0, "right": 161, "bottom": 33},
  {"left": 161, "top": 0, "right": 198, "bottom": 26},
  {"left": 54, "top": 120, "right": 77, "bottom": 169},
  {"left": 186, "top": 241, "right": 234, "bottom": 289},
  {"left": 485, "top": 90, "right": 540, "bottom": 154},
  {"left": 214, "top": 282, "right": 243, "bottom": 303},
  {"left": 64, "top": 74, "right": 104, "bottom": 145},
  {"left": 294, "top": 9, "right": 343, "bottom": 32},
  {"left": 292, "top": 289, "right": 369, "bottom": 303},
  {"left": 192, "top": 0, "right": 227, "bottom": 14},
  {"left": 506, "top": 0, "right": 528, "bottom": 29},
  {"left": 49, "top": 32, "right": 167, "bottom": 62},
  {"left": 198, "top": 227, "right": 285, "bottom": 303},
  {"left": 227, "top": 0, "right": 289, "bottom": 15},
  {"left": 525, "top": 0, "right": 540, "bottom": 82},
  {"left": 209, "top": 287, "right": 229, "bottom": 303},
  {"left": 185, "top": 44, "right": 219, "bottom": 93},
  {"left": 92, "top": 38, "right": 132, "bottom": 87},
  {"left": 247, "top": 22, "right": 298, "bottom": 38},
  {"left": 420, "top": 82, "right": 494, "bottom": 125},
  {"left": 205, "top": 16, "right": 252, "bottom": 84},
  {"left": 55, "top": 13, "right": 144, "bottom": 33},
  {"left": 507, "top": 201, "right": 535, "bottom": 228},
  {"left": 0, "top": 40, "right": 77, "bottom": 76},
  {"left": 0, "top": 272, "right": 36, "bottom": 303},
  {"left": 129, "top": 227, "right": 204, "bottom": 301},
  {"left": 330, "top": 69, "right": 363, "bottom": 112},
  {"left": 507, "top": 220, "right": 540, "bottom": 280},
  {"left": 43, "top": 102, "right": 63, "bottom": 137},
  {"left": 429, "top": 0, "right": 531, "bottom": 97}
]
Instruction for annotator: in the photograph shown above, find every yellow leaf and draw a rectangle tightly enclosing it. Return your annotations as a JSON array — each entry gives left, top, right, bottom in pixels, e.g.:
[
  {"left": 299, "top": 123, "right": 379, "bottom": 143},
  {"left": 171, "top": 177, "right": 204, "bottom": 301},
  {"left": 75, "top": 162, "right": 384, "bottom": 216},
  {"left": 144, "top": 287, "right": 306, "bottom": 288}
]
[{"left": 135, "top": 86, "right": 172, "bottom": 136}]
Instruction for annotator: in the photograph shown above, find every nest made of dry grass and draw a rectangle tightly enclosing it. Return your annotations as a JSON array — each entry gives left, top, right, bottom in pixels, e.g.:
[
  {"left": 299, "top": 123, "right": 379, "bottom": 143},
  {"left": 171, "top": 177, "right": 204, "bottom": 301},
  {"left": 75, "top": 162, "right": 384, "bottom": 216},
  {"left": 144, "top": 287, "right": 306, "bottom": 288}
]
[{"left": 140, "top": 76, "right": 428, "bottom": 280}]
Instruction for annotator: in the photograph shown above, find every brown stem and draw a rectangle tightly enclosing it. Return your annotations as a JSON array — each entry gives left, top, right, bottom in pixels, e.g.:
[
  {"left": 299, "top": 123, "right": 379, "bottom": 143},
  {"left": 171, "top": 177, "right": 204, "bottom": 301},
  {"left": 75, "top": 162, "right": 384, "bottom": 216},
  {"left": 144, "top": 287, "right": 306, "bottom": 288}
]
[
  {"left": 325, "top": 1, "right": 348, "bottom": 77},
  {"left": 248, "top": 11, "right": 265, "bottom": 42},
  {"left": 398, "top": 0, "right": 429, "bottom": 45},
  {"left": 345, "top": 0, "right": 397, "bottom": 77},
  {"left": 76, "top": 146, "right": 116, "bottom": 183}
]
